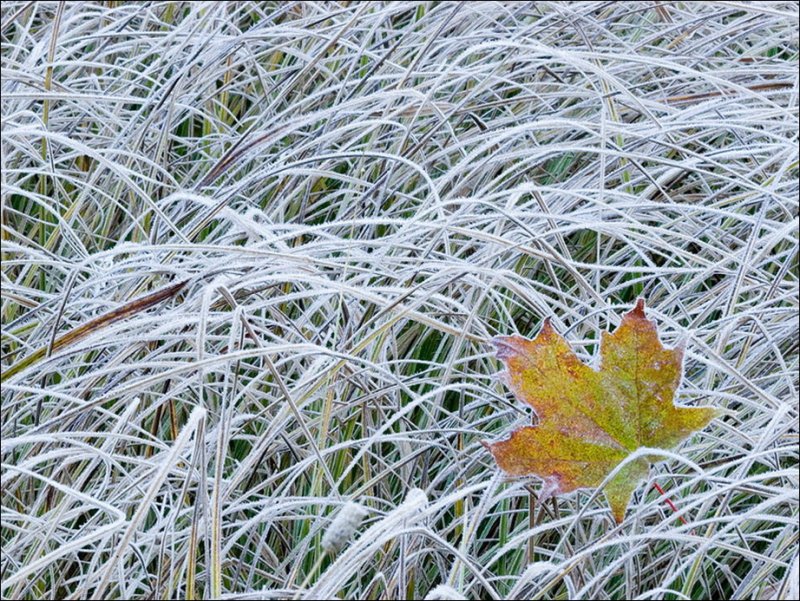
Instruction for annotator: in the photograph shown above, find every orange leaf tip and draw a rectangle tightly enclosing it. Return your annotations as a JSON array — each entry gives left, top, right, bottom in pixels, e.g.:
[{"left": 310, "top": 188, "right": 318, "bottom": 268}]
[
  {"left": 630, "top": 297, "right": 646, "bottom": 319},
  {"left": 491, "top": 336, "right": 524, "bottom": 361}
]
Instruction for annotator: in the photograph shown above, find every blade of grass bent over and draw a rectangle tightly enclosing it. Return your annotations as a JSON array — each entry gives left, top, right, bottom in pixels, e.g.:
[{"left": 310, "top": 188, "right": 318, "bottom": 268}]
[{"left": 1, "top": 279, "right": 188, "bottom": 383}]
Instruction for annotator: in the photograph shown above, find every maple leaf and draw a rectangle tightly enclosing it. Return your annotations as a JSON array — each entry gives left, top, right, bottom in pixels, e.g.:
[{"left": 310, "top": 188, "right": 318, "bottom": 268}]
[{"left": 484, "top": 299, "right": 718, "bottom": 523}]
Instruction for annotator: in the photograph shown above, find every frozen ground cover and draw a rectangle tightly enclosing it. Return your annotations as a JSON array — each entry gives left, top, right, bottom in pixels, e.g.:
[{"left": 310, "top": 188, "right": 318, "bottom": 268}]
[{"left": 1, "top": 2, "right": 798, "bottom": 599}]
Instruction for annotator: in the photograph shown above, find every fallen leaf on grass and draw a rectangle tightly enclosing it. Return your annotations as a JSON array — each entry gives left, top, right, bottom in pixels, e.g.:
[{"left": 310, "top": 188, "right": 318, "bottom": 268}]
[{"left": 484, "top": 299, "right": 718, "bottom": 523}]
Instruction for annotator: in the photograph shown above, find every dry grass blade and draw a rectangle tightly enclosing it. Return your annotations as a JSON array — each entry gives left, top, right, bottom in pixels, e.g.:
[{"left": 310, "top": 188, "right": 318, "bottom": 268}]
[{"left": 1, "top": 279, "right": 188, "bottom": 382}]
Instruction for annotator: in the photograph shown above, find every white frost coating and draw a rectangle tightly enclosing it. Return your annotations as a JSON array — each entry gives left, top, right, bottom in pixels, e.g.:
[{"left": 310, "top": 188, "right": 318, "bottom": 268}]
[
  {"left": 508, "top": 561, "right": 576, "bottom": 599},
  {"left": 507, "top": 562, "right": 558, "bottom": 599},
  {"left": 788, "top": 553, "right": 799, "bottom": 601},
  {"left": 305, "top": 488, "right": 429, "bottom": 599},
  {"left": 490, "top": 369, "right": 512, "bottom": 387},
  {"left": 90, "top": 406, "right": 207, "bottom": 599},
  {"left": 539, "top": 476, "right": 562, "bottom": 502},
  {"left": 520, "top": 561, "right": 558, "bottom": 579},
  {"left": 4, "top": 5, "right": 795, "bottom": 599},
  {"left": 425, "top": 584, "right": 467, "bottom": 600},
  {"left": 212, "top": 274, "right": 234, "bottom": 288},
  {"left": 92, "top": 254, "right": 114, "bottom": 286},
  {"left": 321, "top": 501, "right": 368, "bottom": 553},
  {"left": 399, "top": 487, "right": 428, "bottom": 513}
]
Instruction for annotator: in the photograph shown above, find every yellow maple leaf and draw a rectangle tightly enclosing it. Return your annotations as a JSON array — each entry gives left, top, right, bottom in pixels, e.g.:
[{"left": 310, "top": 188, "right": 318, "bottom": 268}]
[{"left": 485, "top": 299, "right": 719, "bottom": 523}]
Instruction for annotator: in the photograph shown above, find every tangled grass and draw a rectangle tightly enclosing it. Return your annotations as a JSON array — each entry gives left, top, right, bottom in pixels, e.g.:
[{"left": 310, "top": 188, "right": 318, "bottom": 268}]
[{"left": 2, "top": 2, "right": 798, "bottom": 599}]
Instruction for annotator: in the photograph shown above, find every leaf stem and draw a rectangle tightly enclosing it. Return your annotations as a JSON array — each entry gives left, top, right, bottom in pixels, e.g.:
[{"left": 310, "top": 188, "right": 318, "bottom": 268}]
[{"left": 652, "top": 482, "right": 688, "bottom": 526}]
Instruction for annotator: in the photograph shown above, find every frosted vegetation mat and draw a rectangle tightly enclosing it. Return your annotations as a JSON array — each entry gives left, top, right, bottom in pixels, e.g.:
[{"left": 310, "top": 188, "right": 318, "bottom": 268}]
[{"left": 1, "top": 2, "right": 798, "bottom": 600}]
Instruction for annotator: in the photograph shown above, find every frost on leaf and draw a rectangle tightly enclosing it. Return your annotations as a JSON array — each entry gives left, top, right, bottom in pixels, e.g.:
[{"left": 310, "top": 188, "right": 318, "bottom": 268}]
[{"left": 484, "top": 299, "right": 718, "bottom": 523}]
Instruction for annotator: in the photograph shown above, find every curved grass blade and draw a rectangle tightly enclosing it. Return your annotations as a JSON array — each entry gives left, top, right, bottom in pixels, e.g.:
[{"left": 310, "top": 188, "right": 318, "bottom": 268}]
[{"left": 1, "top": 279, "right": 188, "bottom": 383}]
